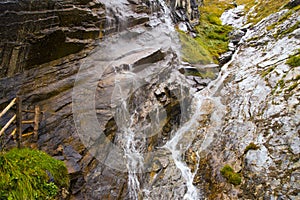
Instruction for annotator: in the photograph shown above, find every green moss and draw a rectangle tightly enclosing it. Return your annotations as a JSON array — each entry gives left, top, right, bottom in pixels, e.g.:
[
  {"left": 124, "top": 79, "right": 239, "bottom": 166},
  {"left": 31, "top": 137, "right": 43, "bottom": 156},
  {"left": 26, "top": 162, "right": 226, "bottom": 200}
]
[
  {"left": 178, "top": 31, "right": 213, "bottom": 64},
  {"left": 247, "top": 0, "right": 291, "bottom": 25},
  {"left": 0, "top": 148, "right": 69, "bottom": 200},
  {"left": 261, "top": 66, "right": 275, "bottom": 77},
  {"left": 286, "top": 50, "right": 300, "bottom": 67},
  {"left": 244, "top": 142, "right": 259, "bottom": 154},
  {"left": 178, "top": 0, "right": 233, "bottom": 64},
  {"left": 287, "top": 82, "right": 298, "bottom": 92},
  {"left": 206, "top": 13, "right": 222, "bottom": 25},
  {"left": 275, "top": 22, "right": 300, "bottom": 38},
  {"left": 278, "top": 79, "right": 285, "bottom": 89},
  {"left": 220, "top": 164, "right": 242, "bottom": 186}
]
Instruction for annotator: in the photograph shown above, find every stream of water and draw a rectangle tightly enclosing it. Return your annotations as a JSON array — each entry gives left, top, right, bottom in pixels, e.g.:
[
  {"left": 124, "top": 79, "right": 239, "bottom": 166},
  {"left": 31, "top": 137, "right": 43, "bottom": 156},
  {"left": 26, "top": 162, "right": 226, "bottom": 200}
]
[{"left": 93, "top": 1, "right": 216, "bottom": 199}]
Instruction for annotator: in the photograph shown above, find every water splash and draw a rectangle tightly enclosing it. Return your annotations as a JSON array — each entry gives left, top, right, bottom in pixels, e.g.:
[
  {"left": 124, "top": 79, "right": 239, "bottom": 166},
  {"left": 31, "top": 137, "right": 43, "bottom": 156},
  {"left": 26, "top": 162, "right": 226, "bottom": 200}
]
[
  {"left": 112, "top": 71, "right": 145, "bottom": 199},
  {"left": 157, "top": 0, "right": 175, "bottom": 31},
  {"left": 163, "top": 97, "right": 201, "bottom": 200}
]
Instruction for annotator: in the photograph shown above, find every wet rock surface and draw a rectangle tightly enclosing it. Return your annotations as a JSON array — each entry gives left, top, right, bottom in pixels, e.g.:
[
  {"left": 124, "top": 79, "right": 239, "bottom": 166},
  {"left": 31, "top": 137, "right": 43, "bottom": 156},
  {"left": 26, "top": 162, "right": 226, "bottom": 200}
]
[{"left": 187, "top": 4, "right": 300, "bottom": 199}]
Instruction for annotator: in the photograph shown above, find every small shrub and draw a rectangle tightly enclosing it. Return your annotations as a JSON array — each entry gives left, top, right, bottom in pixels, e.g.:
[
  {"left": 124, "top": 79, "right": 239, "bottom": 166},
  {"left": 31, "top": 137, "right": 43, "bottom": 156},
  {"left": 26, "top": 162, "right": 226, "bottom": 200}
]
[
  {"left": 220, "top": 164, "right": 242, "bottom": 186},
  {"left": 244, "top": 142, "right": 259, "bottom": 154},
  {"left": 0, "top": 148, "right": 69, "bottom": 200}
]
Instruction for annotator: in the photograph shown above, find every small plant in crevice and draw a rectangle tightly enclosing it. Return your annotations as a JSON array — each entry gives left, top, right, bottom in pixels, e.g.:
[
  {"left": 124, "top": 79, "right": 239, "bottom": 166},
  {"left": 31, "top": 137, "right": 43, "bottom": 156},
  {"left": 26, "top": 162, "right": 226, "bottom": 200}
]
[
  {"left": 286, "top": 49, "right": 300, "bottom": 67},
  {"left": 244, "top": 142, "right": 259, "bottom": 154},
  {"left": 220, "top": 164, "right": 242, "bottom": 186},
  {"left": 261, "top": 66, "right": 275, "bottom": 78}
]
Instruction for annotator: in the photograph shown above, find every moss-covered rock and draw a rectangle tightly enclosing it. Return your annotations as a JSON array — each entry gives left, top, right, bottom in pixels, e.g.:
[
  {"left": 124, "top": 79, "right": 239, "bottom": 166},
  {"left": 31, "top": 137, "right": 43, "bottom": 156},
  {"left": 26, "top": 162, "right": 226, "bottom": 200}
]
[
  {"left": 286, "top": 49, "right": 300, "bottom": 67},
  {"left": 244, "top": 142, "right": 260, "bottom": 154},
  {"left": 220, "top": 164, "right": 242, "bottom": 186},
  {"left": 0, "top": 148, "right": 69, "bottom": 200},
  {"left": 178, "top": 0, "right": 233, "bottom": 64}
]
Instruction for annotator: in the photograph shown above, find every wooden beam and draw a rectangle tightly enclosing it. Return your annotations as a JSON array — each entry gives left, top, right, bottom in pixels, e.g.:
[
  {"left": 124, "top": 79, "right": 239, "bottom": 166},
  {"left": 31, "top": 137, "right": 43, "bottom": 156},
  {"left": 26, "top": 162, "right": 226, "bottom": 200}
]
[
  {"left": 16, "top": 97, "right": 22, "bottom": 148},
  {"left": 22, "top": 132, "right": 34, "bottom": 137},
  {"left": 0, "top": 98, "right": 16, "bottom": 118},
  {"left": 33, "top": 106, "right": 40, "bottom": 141},
  {"left": 22, "top": 120, "right": 34, "bottom": 124},
  {"left": 0, "top": 114, "right": 16, "bottom": 136}
]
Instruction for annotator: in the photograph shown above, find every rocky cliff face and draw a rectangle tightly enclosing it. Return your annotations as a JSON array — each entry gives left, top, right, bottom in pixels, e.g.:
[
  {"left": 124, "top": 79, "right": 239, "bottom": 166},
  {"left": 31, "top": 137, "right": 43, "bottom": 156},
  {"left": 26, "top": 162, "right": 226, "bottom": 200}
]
[
  {"left": 0, "top": 0, "right": 299, "bottom": 200},
  {"left": 0, "top": 0, "right": 154, "bottom": 199},
  {"left": 0, "top": 0, "right": 105, "bottom": 78},
  {"left": 186, "top": 3, "right": 300, "bottom": 199}
]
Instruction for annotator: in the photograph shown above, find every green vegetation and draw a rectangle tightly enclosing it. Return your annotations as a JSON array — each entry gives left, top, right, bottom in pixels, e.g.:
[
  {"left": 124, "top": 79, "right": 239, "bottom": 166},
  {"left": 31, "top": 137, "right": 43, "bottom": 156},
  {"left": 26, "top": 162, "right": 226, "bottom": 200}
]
[
  {"left": 0, "top": 148, "right": 69, "bottom": 200},
  {"left": 178, "top": 31, "right": 213, "bottom": 64},
  {"left": 178, "top": 0, "right": 233, "bottom": 64},
  {"left": 244, "top": 142, "right": 259, "bottom": 154},
  {"left": 287, "top": 82, "right": 298, "bottom": 92},
  {"left": 278, "top": 79, "right": 285, "bottom": 89},
  {"left": 261, "top": 66, "right": 275, "bottom": 77},
  {"left": 272, "top": 18, "right": 300, "bottom": 38},
  {"left": 178, "top": 0, "right": 296, "bottom": 64},
  {"left": 267, "top": 5, "right": 300, "bottom": 31},
  {"left": 247, "top": 0, "right": 291, "bottom": 25},
  {"left": 220, "top": 164, "right": 242, "bottom": 186},
  {"left": 286, "top": 49, "right": 300, "bottom": 67}
]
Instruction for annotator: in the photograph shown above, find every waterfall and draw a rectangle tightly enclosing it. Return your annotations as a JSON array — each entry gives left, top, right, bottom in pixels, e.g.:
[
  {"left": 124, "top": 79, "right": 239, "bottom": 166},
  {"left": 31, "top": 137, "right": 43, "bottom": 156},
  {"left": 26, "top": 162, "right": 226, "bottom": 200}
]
[
  {"left": 112, "top": 72, "right": 145, "bottom": 199},
  {"left": 157, "top": 0, "right": 175, "bottom": 31},
  {"left": 105, "top": 1, "right": 199, "bottom": 199},
  {"left": 73, "top": 1, "right": 204, "bottom": 199}
]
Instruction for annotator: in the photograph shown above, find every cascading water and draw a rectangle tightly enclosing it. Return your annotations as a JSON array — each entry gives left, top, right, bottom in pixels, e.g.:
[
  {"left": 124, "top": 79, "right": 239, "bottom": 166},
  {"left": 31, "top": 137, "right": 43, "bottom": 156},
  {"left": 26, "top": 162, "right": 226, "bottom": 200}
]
[
  {"left": 163, "top": 49, "right": 239, "bottom": 200},
  {"left": 112, "top": 71, "right": 145, "bottom": 199},
  {"left": 107, "top": 1, "right": 199, "bottom": 199},
  {"left": 73, "top": 0, "right": 224, "bottom": 199}
]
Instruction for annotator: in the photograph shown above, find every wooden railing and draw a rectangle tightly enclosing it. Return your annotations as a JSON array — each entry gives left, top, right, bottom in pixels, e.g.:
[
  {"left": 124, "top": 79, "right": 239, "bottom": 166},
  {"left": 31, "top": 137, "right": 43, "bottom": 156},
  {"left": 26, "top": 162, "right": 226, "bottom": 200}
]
[{"left": 0, "top": 97, "right": 40, "bottom": 148}]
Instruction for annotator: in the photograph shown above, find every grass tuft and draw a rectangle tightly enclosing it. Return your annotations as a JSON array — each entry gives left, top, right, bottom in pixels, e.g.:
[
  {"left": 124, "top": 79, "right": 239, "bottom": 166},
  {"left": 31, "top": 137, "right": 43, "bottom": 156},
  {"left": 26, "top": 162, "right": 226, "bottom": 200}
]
[
  {"left": 220, "top": 164, "right": 242, "bottom": 186},
  {"left": 286, "top": 49, "right": 300, "bottom": 67},
  {"left": 0, "top": 148, "right": 69, "bottom": 200},
  {"left": 244, "top": 142, "right": 259, "bottom": 154}
]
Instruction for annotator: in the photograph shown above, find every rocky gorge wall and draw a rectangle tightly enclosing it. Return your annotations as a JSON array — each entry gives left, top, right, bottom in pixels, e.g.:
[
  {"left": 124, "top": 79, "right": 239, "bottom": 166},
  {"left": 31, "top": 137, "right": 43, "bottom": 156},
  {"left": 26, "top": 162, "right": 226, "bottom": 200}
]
[{"left": 0, "top": 0, "right": 154, "bottom": 199}]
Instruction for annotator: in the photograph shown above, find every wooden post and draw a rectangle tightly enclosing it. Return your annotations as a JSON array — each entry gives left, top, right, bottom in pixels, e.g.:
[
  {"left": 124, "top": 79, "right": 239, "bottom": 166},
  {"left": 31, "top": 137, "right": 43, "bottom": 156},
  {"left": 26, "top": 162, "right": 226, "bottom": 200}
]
[
  {"left": 33, "top": 105, "right": 40, "bottom": 141},
  {"left": 15, "top": 96, "right": 22, "bottom": 148}
]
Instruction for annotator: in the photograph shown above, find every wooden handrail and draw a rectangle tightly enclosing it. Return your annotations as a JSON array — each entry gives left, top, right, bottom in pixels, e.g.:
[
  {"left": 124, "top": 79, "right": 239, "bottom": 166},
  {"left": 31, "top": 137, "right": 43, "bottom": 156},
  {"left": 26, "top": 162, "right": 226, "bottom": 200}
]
[
  {"left": 0, "top": 98, "right": 16, "bottom": 118},
  {"left": 0, "top": 96, "right": 40, "bottom": 148},
  {"left": 0, "top": 114, "right": 16, "bottom": 136}
]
